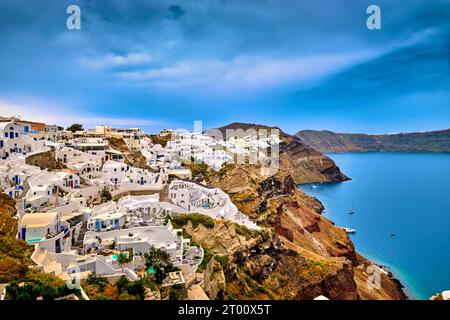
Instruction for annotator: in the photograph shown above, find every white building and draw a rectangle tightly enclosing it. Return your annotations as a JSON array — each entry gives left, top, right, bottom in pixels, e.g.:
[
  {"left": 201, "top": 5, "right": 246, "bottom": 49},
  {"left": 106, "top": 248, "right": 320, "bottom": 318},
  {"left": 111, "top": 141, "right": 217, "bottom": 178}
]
[
  {"left": 18, "top": 211, "right": 66, "bottom": 248},
  {"left": 28, "top": 170, "right": 80, "bottom": 190},
  {"left": 0, "top": 160, "right": 41, "bottom": 199},
  {"left": 87, "top": 211, "right": 126, "bottom": 232},
  {"left": 55, "top": 146, "right": 104, "bottom": 165},
  {"left": 169, "top": 179, "right": 259, "bottom": 230},
  {"left": 0, "top": 121, "right": 27, "bottom": 159},
  {"left": 102, "top": 161, "right": 129, "bottom": 185},
  {"left": 83, "top": 223, "right": 188, "bottom": 264}
]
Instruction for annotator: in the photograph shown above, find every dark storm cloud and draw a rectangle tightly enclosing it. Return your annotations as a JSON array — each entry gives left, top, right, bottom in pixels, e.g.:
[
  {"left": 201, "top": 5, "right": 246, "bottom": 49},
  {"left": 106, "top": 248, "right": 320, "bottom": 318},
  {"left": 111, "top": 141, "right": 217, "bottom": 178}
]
[
  {"left": 167, "top": 5, "right": 185, "bottom": 20},
  {"left": 0, "top": 0, "right": 448, "bottom": 133}
]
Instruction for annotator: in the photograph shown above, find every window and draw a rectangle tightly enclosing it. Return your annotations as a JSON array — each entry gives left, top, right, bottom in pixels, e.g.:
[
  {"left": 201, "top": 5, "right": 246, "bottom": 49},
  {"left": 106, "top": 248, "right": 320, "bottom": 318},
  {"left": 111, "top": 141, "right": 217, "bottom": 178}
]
[{"left": 0, "top": 140, "right": 3, "bottom": 148}]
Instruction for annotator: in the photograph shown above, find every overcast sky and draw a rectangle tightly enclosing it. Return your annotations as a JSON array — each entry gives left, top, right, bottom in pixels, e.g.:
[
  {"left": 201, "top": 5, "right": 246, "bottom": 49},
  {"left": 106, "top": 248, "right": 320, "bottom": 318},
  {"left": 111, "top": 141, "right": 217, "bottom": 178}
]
[{"left": 0, "top": 0, "right": 448, "bottom": 133}]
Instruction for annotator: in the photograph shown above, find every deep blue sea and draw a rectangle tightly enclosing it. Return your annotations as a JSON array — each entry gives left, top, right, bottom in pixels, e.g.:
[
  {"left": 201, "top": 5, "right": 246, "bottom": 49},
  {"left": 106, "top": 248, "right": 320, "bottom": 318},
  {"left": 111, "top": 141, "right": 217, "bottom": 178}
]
[{"left": 299, "top": 153, "right": 450, "bottom": 300}]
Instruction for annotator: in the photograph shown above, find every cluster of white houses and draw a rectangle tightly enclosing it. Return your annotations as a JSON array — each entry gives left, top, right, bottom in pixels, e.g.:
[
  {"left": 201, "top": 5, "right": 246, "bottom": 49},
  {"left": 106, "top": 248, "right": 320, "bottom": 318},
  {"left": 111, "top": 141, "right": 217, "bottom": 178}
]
[
  {"left": 1, "top": 116, "right": 268, "bottom": 298},
  {"left": 163, "top": 130, "right": 280, "bottom": 170}
]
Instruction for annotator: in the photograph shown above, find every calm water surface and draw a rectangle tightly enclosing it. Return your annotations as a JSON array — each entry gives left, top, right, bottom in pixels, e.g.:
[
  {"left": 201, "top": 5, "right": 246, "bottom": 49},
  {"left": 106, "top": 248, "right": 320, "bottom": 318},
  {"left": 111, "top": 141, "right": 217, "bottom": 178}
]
[{"left": 299, "top": 153, "right": 450, "bottom": 300}]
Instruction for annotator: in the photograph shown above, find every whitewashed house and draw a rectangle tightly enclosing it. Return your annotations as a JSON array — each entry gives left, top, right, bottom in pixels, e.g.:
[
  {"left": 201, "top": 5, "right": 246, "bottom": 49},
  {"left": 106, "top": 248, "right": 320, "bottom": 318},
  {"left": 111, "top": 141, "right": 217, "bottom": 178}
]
[
  {"left": 0, "top": 121, "right": 26, "bottom": 158},
  {"left": 67, "top": 161, "right": 102, "bottom": 180},
  {"left": 87, "top": 211, "right": 126, "bottom": 232},
  {"left": 29, "top": 170, "right": 81, "bottom": 190},
  {"left": 169, "top": 179, "right": 259, "bottom": 230},
  {"left": 0, "top": 160, "right": 41, "bottom": 199},
  {"left": 18, "top": 211, "right": 66, "bottom": 248},
  {"left": 83, "top": 223, "right": 187, "bottom": 264},
  {"left": 55, "top": 146, "right": 104, "bottom": 165},
  {"left": 102, "top": 161, "right": 129, "bottom": 185},
  {"left": 25, "top": 183, "right": 58, "bottom": 209}
]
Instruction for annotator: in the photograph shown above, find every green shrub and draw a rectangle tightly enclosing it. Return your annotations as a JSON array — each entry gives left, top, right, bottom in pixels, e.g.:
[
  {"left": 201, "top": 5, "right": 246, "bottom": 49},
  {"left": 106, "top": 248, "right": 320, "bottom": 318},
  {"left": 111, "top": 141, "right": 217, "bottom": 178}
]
[
  {"left": 234, "top": 223, "right": 257, "bottom": 240},
  {"left": 86, "top": 273, "right": 109, "bottom": 291},
  {"left": 100, "top": 187, "right": 112, "bottom": 201},
  {"left": 197, "top": 247, "right": 213, "bottom": 273},
  {"left": 214, "top": 255, "right": 229, "bottom": 269},
  {"left": 171, "top": 213, "right": 215, "bottom": 229}
]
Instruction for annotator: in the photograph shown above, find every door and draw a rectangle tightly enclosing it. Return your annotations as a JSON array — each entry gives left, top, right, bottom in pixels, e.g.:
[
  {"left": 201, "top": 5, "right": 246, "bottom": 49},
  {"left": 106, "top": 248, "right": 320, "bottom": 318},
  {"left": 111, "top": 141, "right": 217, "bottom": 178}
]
[
  {"left": 21, "top": 227, "right": 26, "bottom": 240},
  {"left": 55, "top": 239, "right": 61, "bottom": 253}
]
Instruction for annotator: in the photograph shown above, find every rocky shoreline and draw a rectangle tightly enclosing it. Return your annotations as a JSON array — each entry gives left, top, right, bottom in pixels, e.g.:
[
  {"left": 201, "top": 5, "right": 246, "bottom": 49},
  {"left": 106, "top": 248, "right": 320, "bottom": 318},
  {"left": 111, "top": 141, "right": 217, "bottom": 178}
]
[
  {"left": 301, "top": 187, "right": 409, "bottom": 300},
  {"left": 373, "top": 261, "right": 409, "bottom": 299}
]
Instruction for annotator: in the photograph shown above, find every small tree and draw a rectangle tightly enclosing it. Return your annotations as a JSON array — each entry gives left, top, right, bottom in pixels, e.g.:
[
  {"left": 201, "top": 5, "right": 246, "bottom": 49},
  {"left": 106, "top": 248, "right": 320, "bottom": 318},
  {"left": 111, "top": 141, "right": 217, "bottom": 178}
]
[
  {"left": 115, "top": 276, "right": 130, "bottom": 294},
  {"left": 154, "top": 267, "right": 165, "bottom": 285},
  {"left": 169, "top": 288, "right": 180, "bottom": 300},
  {"left": 86, "top": 273, "right": 108, "bottom": 292},
  {"left": 127, "top": 279, "right": 146, "bottom": 300},
  {"left": 66, "top": 123, "right": 83, "bottom": 132},
  {"left": 163, "top": 215, "right": 172, "bottom": 226},
  {"left": 144, "top": 247, "right": 176, "bottom": 284},
  {"left": 100, "top": 188, "right": 112, "bottom": 202},
  {"left": 117, "top": 253, "right": 129, "bottom": 272}
]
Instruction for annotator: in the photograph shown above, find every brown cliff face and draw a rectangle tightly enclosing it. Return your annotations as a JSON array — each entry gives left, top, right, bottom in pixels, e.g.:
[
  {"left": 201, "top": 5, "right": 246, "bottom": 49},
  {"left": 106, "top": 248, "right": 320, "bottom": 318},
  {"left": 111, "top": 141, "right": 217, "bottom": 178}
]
[
  {"left": 202, "top": 257, "right": 226, "bottom": 300},
  {"left": 25, "top": 148, "right": 66, "bottom": 170},
  {"left": 106, "top": 137, "right": 154, "bottom": 171},
  {"left": 182, "top": 219, "right": 361, "bottom": 300},
  {"left": 187, "top": 123, "right": 405, "bottom": 299},
  {"left": 0, "top": 194, "right": 35, "bottom": 283},
  {"left": 0, "top": 193, "right": 17, "bottom": 236}
]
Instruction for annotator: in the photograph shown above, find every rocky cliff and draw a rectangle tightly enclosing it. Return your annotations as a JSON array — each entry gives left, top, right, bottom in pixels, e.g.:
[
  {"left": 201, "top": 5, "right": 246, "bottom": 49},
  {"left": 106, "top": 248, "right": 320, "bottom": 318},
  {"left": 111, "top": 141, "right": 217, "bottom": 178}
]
[
  {"left": 106, "top": 137, "right": 154, "bottom": 170},
  {"left": 25, "top": 148, "right": 66, "bottom": 170},
  {"left": 0, "top": 193, "right": 17, "bottom": 236},
  {"left": 185, "top": 122, "right": 406, "bottom": 300},
  {"left": 296, "top": 129, "right": 450, "bottom": 153},
  {"left": 0, "top": 194, "right": 34, "bottom": 283},
  {"left": 180, "top": 215, "right": 404, "bottom": 300},
  {"left": 181, "top": 219, "right": 358, "bottom": 300}
]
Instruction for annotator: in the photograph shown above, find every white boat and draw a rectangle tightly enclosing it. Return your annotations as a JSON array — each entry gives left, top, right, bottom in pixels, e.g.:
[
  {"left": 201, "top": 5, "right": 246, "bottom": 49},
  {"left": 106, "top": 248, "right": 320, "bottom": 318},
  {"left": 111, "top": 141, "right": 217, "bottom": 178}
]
[
  {"left": 349, "top": 203, "right": 355, "bottom": 214},
  {"left": 343, "top": 227, "right": 356, "bottom": 234},
  {"left": 312, "top": 185, "right": 318, "bottom": 189}
]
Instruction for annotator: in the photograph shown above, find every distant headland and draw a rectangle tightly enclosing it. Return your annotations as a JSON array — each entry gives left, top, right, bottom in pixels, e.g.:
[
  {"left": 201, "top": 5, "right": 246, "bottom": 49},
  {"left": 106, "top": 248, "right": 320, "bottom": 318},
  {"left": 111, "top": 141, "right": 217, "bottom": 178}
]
[{"left": 296, "top": 129, "right": 450, "bottom": 153}]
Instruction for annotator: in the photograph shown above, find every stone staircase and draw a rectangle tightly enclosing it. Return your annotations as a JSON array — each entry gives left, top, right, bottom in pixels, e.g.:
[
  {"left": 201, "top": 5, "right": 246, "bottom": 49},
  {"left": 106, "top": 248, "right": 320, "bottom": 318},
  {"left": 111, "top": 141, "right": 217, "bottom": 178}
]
[
  {"left": 72, "top": 221, "right": 87, "bottom": 254},
  {"left": 15, "top": 181, "right": 31, "bottom": 218}
]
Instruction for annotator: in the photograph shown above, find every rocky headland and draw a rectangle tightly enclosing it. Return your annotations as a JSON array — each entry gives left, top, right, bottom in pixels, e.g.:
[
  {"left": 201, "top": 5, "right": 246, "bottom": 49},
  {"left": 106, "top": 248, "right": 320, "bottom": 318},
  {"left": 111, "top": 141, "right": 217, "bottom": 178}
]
[
  {"left": 296, "top": 129, "right": 450, "bottom": 153},
  {"left": 176, "top": 123, "right": 407, "bottom": 300}
]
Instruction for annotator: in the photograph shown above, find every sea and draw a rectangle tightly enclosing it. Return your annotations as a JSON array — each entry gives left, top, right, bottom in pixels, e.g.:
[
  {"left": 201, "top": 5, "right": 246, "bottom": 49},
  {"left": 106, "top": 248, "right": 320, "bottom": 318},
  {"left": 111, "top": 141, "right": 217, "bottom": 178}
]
[{"left": 299, "top": 153, "right": 450, "bottom": 300}]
